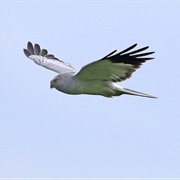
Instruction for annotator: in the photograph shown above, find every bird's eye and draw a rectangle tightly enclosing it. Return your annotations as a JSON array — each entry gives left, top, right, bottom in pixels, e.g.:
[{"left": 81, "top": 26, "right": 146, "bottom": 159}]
[{"left": 54, "top": 78, "right": 59, "bottom": 83}]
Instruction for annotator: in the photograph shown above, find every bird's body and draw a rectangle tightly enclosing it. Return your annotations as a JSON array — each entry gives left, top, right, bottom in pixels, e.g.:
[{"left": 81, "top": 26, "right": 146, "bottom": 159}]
[{"left": 24, "top": 42, "right": 156, "bottom": 98}]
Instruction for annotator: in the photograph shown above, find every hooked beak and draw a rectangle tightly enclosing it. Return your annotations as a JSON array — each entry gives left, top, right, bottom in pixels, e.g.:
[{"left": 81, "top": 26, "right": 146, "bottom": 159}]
[{"left": 50, "top": 83, "right": 53, "bottom": 89}]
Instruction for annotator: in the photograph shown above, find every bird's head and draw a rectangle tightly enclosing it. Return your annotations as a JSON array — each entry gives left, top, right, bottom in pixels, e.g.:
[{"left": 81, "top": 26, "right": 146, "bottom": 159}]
[{"left": 50, "top": 76, "right": 60, "bottom": 89}]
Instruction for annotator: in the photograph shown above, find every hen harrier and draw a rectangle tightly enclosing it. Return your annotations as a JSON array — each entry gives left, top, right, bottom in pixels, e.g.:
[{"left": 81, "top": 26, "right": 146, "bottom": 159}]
[{"left": 23, "top": 42, "right": 156, "bottom": 98}]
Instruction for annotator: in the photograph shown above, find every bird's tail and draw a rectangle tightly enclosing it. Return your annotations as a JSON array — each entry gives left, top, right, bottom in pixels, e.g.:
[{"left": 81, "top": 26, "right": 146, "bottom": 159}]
[{"left": 120, "top": 88, "right": 157, "bottom": 98}]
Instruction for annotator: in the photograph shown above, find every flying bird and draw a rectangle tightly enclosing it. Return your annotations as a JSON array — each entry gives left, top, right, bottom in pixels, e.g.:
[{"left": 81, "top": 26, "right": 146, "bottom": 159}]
[{"left": 23, "top": 42, "right": 156, "bottom": 98}]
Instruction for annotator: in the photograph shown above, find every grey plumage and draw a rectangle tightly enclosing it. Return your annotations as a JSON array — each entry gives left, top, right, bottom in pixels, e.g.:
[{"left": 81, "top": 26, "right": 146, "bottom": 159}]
[{"left": 23, "top": 42, "right": 157, "bottom": 98}]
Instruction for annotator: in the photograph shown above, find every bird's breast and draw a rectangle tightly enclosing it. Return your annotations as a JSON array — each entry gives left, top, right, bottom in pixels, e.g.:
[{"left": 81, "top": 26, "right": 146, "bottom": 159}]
[{"left": 55, "top": 77, "right": 82, "bottom": 95}]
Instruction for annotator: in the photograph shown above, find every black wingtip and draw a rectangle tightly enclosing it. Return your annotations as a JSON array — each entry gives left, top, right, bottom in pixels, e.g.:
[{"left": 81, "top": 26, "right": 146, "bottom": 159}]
[
  {"left": 40, "top": 49, "right": 48, "bottom": 56},
  {"left": 23, "top": 42, "right": 65, "bottom": 62},
  {"left": 27, "top": 41, "right": 33, "bottom": 48},
  {"left": 23, "top": 48, "right": 31, "bottom": 57},
  {"left": 101, "top": 50, "right": 117, "bottom": 59},
  {"left": 119, "top": 43, "right": 138, "bottom": 55},
  {"left": 27, "top": 41, "right": 34, "bottom": 55},
  {"left": 104, "top": 43, "right": 155, "bottom": 66},
  {"left": 34, "top": 43, "right": 41, "bottom": 55}
]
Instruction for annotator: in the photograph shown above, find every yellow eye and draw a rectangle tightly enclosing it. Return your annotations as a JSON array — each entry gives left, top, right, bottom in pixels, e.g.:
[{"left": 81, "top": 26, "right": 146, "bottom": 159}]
[{"left": 54, "top": 78, "right": 59, "bottom": 83}]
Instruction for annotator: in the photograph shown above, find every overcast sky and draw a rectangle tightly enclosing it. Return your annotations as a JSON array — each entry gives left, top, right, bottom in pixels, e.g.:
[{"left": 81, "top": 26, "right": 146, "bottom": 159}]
[{"left": 1, "top": 1, "right": 180, "bottom": 179}]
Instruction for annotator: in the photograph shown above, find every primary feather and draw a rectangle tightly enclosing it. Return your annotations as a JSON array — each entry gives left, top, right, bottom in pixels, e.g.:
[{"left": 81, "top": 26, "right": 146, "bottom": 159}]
[
  {"left": 23, "top": 42, "right": 157, "bottom": 98},
  {"left": 75, "top": 43, "right": 154, "bottom": 82},
  {"left": 23, "top": 42, "right": 76, "bottom": 74}
]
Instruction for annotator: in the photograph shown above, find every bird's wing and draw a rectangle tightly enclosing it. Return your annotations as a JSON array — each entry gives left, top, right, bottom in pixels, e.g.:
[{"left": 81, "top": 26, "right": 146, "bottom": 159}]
[
  {"left": 23, "top": 42, "right": 76, "bottom": 74},
  {"left": 75, "top": 44, "right": 154, "bottom": 82}
]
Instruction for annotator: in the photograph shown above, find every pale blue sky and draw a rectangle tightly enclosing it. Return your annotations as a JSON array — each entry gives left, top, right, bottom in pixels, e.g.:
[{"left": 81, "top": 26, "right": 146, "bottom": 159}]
[{"left": 0, "top": 1, "right": 180, "bottom": 179}]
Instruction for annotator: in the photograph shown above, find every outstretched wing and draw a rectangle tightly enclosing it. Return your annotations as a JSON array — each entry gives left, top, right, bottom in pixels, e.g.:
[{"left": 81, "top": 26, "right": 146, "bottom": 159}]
[
  {"left": 23, "top": 42, "right": 76, "bottom": 74},
  {"left": 75, "top": 44, "right": 154, "bottom": 82}
]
